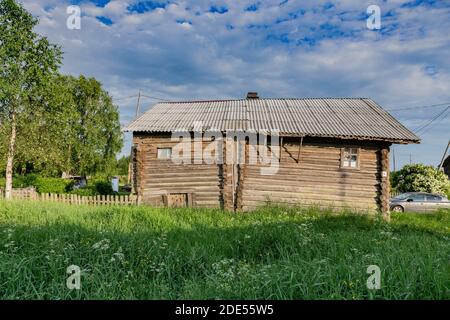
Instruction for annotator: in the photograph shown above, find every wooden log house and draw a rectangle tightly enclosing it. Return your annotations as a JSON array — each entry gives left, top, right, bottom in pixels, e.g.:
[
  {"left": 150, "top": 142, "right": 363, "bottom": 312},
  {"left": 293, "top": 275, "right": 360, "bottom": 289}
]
[{"left": 124, "top": 93, "right": 419, "bottom": 216}]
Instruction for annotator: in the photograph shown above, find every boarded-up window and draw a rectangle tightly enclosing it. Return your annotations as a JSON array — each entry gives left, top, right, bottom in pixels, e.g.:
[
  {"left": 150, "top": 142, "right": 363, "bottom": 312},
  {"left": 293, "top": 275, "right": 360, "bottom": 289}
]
[
  {"left": 162, "top": 193, "right": 194, "bottom": 208},
  {"left": 157, "top": 148, "right": 172, "bottom": 159},
  {"left": 341, "top": 147, "right": 359, "bottom": 169},
  {"left": 167, "top": 193, "right": 188, "bottom": 208}
]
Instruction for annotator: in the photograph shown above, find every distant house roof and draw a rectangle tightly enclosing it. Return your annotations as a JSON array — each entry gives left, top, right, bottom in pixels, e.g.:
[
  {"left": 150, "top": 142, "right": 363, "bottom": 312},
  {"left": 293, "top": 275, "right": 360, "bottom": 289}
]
[
  {"left": 124, "top": 97, "right": 420, "bottom": 143},
  {"left": 443, "top": 155, "right": 450, "bottom": 168}
]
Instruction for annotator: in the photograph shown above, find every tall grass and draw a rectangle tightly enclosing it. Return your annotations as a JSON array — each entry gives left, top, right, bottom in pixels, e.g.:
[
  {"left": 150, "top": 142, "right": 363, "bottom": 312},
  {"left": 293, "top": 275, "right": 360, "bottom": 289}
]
[{"left": 0, "top": 200, "right": 448, "bottom": 299}]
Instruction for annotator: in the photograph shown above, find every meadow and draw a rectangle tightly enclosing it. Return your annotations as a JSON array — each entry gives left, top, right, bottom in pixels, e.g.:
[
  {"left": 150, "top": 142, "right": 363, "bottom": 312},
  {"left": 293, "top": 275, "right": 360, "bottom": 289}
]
[{"left": 0, "top": 200, "right": 448, "bottom": 299}]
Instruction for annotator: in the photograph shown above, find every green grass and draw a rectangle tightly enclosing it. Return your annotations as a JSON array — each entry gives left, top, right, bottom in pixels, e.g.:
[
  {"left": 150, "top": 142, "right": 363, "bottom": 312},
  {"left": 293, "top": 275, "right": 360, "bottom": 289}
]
[{"left": 0, "top": 200, "right": 448, "bottom": 300}]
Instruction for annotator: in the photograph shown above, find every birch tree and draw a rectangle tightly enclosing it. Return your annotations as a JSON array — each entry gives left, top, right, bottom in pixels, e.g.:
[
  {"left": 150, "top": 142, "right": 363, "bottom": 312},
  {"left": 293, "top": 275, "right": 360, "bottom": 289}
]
[{"left": 0, "top": 0, "right": 61, "bottom": 197}]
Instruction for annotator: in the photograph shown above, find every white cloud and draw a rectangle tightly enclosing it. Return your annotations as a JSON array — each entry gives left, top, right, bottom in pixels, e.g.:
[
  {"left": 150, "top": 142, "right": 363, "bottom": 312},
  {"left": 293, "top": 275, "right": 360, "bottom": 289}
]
[{"left": 19, "top": 0, "right": 450, "bottom": 166}]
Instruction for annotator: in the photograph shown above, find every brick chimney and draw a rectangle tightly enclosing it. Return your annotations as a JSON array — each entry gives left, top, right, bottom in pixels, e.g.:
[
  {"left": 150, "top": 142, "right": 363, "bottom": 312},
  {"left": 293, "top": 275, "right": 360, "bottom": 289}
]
[{"left": 246, "top": 92, "right": 259, "bottom": 99}]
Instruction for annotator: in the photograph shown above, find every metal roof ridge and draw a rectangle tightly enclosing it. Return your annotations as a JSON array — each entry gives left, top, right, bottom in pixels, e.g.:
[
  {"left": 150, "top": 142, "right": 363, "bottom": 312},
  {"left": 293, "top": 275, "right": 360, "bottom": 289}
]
[{"left": 156, "top": 97, "right": 372, "bottom": 104}]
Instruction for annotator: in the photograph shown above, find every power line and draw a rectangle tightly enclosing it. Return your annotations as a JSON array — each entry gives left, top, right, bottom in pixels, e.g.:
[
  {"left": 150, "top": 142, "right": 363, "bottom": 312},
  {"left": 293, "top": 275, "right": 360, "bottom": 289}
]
[
  {"left": 386, "top": 102, "right": 450, "bottom": 112},
  {"left": 417, "top": 109, "right": 450, "bottom": 136},
  {"left": 112, "top": 94, "right": 138, "bottom": 101},
  {"left": 112, "top": 92, "right": 172, "bottom": 102},
  {"left": 414, "top": 105, "right": 450, "bottom": 134},
  {"left": 414, "top": 105, "right": 450, "bottom": 133},
  {"left": 140, "top": 94, "right": 171, "bottom": 102}
]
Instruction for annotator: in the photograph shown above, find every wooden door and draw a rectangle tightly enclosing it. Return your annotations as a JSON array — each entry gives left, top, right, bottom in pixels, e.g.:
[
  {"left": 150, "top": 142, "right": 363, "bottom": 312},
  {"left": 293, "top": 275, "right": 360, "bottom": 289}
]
[{"left": 167, "top": 193, "right": 188, "bottom": 208}]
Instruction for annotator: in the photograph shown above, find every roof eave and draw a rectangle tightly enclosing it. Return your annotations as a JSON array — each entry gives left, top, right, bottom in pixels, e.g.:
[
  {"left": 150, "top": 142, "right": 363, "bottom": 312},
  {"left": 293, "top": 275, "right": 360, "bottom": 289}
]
[{"left": 125, "top": 129, "right": 420, "bottom": 144}]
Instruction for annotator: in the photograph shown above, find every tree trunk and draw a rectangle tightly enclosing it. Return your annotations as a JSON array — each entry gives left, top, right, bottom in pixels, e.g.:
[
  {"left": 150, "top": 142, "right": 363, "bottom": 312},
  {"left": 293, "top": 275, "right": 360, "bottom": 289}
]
[{"left": 4, "top": 110, "right": 17, "bottom": 199}]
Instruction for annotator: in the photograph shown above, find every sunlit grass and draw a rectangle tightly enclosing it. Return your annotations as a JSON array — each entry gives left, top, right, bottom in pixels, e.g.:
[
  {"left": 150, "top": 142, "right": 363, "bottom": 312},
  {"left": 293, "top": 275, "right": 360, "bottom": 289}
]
[{"left": 0, "top": 200, "right": 448, "bottom": 299}]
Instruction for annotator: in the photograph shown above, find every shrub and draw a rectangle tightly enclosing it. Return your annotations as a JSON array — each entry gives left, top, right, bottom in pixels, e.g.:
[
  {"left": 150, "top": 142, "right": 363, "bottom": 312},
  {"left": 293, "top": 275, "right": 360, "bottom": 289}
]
[
  {"left": 0, "top": 175, "right": 38, "bottom": 189},
  {"left": 10, "top": 175, "right": 30, "bottom": 188},
  {"left": 393, "top": 164, "right": 450, "bottom": 196},
  {"left": 69, "top": 186, "right": 97, "bottom": 196},
  {"left": 0, "top": 174, "right": 116, "bottom": 196},
  {"left": 94, "top": 181, "right": 113, "bottom": 195},
  {"left": 34, "top": 177, "right": 71, "bottom": 194}
]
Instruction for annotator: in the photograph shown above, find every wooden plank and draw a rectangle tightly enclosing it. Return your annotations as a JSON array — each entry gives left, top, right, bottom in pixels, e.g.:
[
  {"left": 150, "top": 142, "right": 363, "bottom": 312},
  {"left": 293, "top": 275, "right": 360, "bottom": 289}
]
[
  {"left": 380, "top": 146, "right": 390, "bottom": 220},
  {"left": 297, "top": 136, "right": 303, "bottom": 163}
]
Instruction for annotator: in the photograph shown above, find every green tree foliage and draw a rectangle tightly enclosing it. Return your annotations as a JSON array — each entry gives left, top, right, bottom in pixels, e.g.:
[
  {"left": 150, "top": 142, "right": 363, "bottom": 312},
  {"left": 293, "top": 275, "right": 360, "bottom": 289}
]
[
  {"left": 392, "top": 164, "right": 450, "bottom": 196},
  {"left": 67, "top": 75, "right": 123, "bottom": 176},
  {"left": 13, "top": 75, "right": 77, "bottom": 176},
  {"left": 0, "top": 1, "right": 123, "bottom": 180},
  {"left": 116, "top": 155, "right": 130, "bottom": 176},
  {"left": 0, "top": 0, "right": 62, "bottom": 197},
  {"left": 10, "top": 75, "right": 123, "bottom": 177}
]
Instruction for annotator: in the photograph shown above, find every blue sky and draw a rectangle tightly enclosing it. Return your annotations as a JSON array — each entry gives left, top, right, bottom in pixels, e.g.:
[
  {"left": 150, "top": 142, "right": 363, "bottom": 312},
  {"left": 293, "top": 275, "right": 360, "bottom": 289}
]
[{"left": 22, "top": 0, "right": 450, "bottom": 170}]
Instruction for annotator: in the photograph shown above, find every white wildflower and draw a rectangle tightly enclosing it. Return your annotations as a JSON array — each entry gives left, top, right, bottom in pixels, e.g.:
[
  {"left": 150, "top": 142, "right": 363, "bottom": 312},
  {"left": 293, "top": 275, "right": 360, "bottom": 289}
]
[
  {"left": 92, "top": 239, "right": 110, "bottom": 251},
  {"left": 112, "top": 252, "right": 125, "bottom": 261},
  {"left": 4, "top": 240, "right": 15, "bottom": 248}
]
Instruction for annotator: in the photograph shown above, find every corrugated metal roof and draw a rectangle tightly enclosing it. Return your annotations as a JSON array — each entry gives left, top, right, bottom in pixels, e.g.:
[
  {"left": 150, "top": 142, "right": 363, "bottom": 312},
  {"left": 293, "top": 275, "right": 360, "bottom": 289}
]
[{"left": 124, "top": 98, "right": 420, "bottom": 143}]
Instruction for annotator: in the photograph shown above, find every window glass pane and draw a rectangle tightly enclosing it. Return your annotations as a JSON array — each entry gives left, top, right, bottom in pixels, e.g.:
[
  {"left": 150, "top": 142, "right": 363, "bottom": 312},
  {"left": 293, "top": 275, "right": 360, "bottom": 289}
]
[
  {"left": 393, "top": 193, "right": 411, "bottom": 200},
  {"left": 342, "top": 147, "right": 358, "bottom": 168},
  {"left": 158, "top": 148, "right": 172, "bottom": 159},
  {"left": 426, "top": 195, "right": 440, "bottom": 201},
  {"left": 410, "top": 194, "right": 425, "bottom": 201},
  {"left": 344, "top": 149, "right": 350, "bottom": 157}
]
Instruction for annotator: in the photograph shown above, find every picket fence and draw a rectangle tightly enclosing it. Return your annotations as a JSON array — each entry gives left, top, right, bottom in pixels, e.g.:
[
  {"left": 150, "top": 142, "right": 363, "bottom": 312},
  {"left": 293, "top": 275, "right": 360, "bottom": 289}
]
[
  {"left": 0, "top": 187, "right": 138, "bottom": 206},
  {"left": 390, "top": 191, "right": 401, "bottom": 198}
]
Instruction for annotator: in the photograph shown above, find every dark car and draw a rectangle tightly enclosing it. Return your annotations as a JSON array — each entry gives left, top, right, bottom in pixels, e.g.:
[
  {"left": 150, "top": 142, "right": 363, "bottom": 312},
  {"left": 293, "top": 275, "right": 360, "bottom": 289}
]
[{"left": 390, "top": 192, "right": 450, "bottom": 213}]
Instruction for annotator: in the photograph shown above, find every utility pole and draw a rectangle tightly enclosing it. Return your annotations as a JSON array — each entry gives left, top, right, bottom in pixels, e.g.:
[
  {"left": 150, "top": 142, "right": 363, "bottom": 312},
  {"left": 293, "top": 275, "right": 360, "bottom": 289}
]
[
  {"left": 438, "top": 139, "right": 450, "bottom": 170},
  {"left": 129, "top": 90, "right": 141, "bottom": 193},
  {"left": 392, "top": 147, "right": 396, "bottom": 171},
  {"left": 135, "top": 90, "right": 141, "bottom": 119},
  {"left": 409, "top": 153, "right": 412, "bottom": 165}
]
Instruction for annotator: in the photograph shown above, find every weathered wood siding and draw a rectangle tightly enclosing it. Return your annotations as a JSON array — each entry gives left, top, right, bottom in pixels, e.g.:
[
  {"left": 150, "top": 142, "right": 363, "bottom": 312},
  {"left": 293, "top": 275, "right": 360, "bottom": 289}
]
[
  {"left": 239, "top": 137, "right": 388, "bottom": 212},
  {"left": 133, "top": 133, "right": 389, "bottom": 213},
  {"left": 133, "top": 133, "right": 222, "bottom": 208}
]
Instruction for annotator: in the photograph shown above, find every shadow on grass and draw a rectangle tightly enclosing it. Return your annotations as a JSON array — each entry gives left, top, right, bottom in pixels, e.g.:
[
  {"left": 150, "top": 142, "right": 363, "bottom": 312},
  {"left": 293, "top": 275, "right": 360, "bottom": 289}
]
[{"left": 0, "top": 206, "right": 449, "bottom": 299}]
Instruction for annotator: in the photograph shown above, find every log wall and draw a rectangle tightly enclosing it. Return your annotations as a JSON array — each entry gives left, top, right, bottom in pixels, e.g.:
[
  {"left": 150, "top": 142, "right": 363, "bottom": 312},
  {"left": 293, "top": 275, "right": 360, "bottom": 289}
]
[
  {"left": 133, "top": 133, "right": 222, "bottom": 208},
  {"left": 133, "top": 133, "right": 390, "bottom": 213},
  {"left": 240, "top": 137, "right": 388, "bottom": 212}
]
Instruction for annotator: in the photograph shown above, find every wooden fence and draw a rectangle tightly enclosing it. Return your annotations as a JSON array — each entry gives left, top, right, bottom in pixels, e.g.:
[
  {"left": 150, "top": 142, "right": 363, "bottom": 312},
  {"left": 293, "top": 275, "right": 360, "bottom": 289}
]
[
  {"left": 0, "top": 187, "right": 138, "bottom": 206},
  {"left": 0, "top": 187, "right": 38, "bottom": 200},
  {"left": 390, "top": 191, "right": 401, "bottom": 198},
  {"left": 0, "top": 187, "right": 404, "bottom": 207}
]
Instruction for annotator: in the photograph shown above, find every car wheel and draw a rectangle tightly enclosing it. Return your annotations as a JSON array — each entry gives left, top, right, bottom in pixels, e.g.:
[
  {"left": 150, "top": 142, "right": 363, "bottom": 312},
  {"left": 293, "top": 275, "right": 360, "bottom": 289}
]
[{"left": 391, "top": 205, "right": 404, "bottom": 213}]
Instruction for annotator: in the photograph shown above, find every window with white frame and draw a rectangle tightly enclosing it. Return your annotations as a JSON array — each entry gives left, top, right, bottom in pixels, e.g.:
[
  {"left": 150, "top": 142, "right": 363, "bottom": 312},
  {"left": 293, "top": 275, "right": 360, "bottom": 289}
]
[
  {"left": 341, "top": 147, "right": 359, "bottom": 168},
  {"left": 157, "top": 147, "right": 172, "bottom": 160}
]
